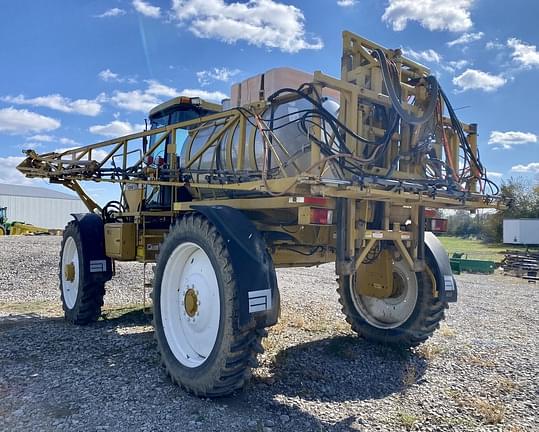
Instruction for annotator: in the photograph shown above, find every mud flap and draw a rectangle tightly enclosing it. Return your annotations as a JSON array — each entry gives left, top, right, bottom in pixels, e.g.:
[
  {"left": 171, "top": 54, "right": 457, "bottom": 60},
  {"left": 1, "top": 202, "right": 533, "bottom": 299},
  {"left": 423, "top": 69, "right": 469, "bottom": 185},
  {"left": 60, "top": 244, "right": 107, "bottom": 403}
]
[
  {"left": 425, "top": 232, "right": 457, "bottom": 303},
  {"left": 191, "top": 205, "right": 280, "bottom": 330},
  {"left": 71, "top": 213, "right": 113, "bottom": 284}
]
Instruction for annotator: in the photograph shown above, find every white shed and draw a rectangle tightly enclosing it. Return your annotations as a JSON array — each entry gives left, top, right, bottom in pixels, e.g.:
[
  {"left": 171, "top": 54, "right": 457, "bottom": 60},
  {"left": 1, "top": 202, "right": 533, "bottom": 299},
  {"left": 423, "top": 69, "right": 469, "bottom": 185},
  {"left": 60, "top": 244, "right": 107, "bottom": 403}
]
[
  {"left": 503, "top": 219, "right": 539, "bottom": 245},
  {"left": 0, "top": 183, "right": 88, "bottom": 229}
]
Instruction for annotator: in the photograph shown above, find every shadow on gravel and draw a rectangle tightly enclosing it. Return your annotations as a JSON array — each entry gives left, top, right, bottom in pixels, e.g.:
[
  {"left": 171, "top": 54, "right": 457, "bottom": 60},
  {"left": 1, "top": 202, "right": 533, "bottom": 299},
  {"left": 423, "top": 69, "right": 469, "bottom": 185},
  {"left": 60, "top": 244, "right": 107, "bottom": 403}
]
[
  {"left": 263, "top": 335, "right": 428, "bottom": 402},
  {"left": 0, "top": 313, "right": 63, "bottom": 332},
  {"left": 98, "top": 307, "right": 152, "bottom": 326}
]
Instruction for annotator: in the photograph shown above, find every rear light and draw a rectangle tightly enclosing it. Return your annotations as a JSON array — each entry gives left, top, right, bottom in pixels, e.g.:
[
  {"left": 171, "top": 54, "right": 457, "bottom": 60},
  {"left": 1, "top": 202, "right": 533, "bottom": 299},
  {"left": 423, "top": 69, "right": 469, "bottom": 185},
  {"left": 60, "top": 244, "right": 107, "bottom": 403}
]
[
  {"left": 298, "top": 206, "right": 333, "bottom": 225},
  {"left": 310, "top": 208, "right": 333, "bottom": 225},
  {"left": 424, "top": 208, "right": 438, "bottom": 218},
  {"left": 429, "top": 218, "right": 448, "bottom": 233}
]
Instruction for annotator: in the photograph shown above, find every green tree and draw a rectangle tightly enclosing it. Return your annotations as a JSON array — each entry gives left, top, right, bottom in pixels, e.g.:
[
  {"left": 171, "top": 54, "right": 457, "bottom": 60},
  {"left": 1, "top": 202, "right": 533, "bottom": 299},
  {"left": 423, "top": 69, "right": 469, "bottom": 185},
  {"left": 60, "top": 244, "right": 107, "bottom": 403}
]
[{"left": 482, "top": 178, "right": 539, "bottom": 243}]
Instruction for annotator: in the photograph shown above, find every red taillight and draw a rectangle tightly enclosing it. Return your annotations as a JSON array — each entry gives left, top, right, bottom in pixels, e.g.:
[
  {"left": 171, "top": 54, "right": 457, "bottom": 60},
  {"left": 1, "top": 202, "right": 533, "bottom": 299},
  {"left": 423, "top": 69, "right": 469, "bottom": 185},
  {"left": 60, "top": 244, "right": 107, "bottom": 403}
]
[
  {"left": 310, "top": 208, "right": 333, "bottom": 225},
  {"left": 424, "top": 208, "right": 438, "bottom": 218},
  {"left": 429, "top": 218, "right": 448, "bottom": 232}
]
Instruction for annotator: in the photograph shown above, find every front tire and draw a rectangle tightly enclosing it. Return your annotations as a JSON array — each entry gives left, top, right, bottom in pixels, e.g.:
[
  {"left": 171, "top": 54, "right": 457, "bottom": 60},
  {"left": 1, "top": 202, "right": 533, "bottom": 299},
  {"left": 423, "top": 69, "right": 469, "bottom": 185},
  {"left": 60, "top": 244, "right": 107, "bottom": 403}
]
[
  {"left": 152, "top": 214, "right": 265, "bottom": 397},
  {"left": 59, "top": 221, "right": 105, "bottom": 324},
  {"left": 338, "top": 259, "right": 446, "bottom": 347}
]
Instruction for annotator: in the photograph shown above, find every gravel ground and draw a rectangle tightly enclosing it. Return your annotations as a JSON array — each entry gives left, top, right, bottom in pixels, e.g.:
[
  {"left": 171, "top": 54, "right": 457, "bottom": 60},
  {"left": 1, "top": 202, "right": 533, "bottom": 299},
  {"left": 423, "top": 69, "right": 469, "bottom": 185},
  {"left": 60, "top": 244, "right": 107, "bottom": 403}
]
[{"left": 0, "top": 236, "right": 537, "bottom": 432}]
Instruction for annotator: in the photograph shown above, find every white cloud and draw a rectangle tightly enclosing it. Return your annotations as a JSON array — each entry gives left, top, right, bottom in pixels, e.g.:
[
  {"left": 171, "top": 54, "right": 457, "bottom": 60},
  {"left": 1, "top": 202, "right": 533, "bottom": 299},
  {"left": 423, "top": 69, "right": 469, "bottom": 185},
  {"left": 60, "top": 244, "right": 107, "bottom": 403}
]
[
  {"left": 448, "top": 60, "right": 469, "bottom": 70},
  {"left": 0, "top": 156, "right": 39, "bottom": 185},
  {"left": 452, "top": 69, "right": 506, "bottom": 92},
  {"left": 485, "top": 40, "right": 504, "bottom": 50},
  {"left": 403, "top": 48, "right": 442, "bottom": 64},
  {"left": 146, "top": 80, "right": 179, "bottom": 98},
  {"left": 132, "top": 0, "right": 161, "bottom": 18},
  {"left": 197, "top": 67, "right": 241, "bottom": 86},
  {"left": 442, "top": 59, "right": 470, "bottom": 74},
  {"left": 0, "top": 107, "right": 60, "bottom": 135},
  {"left": 96, "top": 8, "right": 126, "bottom": 18},
  {"left": 2, "top": 94, "right": 102, "bottom": 116},
  {"left": 180, "top": 88, "right": 228, "bottom": 101},
  {"left": 447, "top": 32, "right": 483, "bottom": 47},
  {"left": 26, "top": 134, "right": 78, "bottom": 146},
  {"left": 382, "top": 0, "right": 474, "bottom": 32},
  {"left": 108, "top": 80, "right": 228, "bottom": 112},
  {"left": 337, "top": 0, "right": 357, "bottom": 6},
  {"left": 89, "top": 120, "right": 145, "bottom": 137},
  {"left": 511, "top": 162, "right": 539, "bottom": 173},
  {"left": 29, "top": 134, "right": 54, "bottom": 142},
  {"left": 507, "top": 38, "right": 539, "bottom": 68},
  {"left": 170, "top": 0, "right": 323, "bottom": 53},
  {"left": 488, "top": 131, "right": 537, "bottom": 149},
  {"left": 59, "top": 137, "right": 79, "bottom": 146},
  {"left": 109, "top": 89, "right": 160, "bottom": 112},
  {"left": 99, "top": 69, "right": 121, "bottom": 82},
  {"left": 488, "top": 171, "right": 503, "bottom": 178}
]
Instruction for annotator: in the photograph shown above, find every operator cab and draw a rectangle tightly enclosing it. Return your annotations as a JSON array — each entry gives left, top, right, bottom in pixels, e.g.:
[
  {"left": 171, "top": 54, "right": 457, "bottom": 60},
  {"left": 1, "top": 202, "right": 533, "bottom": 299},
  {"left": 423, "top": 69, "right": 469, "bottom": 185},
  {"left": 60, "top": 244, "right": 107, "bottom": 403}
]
[{"left": 144, "top": 96, "right": 222, "bottom": 209}]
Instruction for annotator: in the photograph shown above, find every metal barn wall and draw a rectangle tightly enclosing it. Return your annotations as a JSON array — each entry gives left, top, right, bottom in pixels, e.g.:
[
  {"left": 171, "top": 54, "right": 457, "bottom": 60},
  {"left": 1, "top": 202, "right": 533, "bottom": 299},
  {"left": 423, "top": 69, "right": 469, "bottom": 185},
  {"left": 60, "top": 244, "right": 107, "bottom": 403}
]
[{"left": 0, "top": 194, "right": 87, "bottom": 229}]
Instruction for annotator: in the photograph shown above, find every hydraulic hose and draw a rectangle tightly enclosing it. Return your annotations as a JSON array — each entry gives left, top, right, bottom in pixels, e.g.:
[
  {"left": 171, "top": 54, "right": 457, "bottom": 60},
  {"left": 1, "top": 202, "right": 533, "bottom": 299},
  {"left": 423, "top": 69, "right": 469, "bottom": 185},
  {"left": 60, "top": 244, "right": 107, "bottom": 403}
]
[{"left": 373, "top": 49, "right": 439, "bottom": 126}]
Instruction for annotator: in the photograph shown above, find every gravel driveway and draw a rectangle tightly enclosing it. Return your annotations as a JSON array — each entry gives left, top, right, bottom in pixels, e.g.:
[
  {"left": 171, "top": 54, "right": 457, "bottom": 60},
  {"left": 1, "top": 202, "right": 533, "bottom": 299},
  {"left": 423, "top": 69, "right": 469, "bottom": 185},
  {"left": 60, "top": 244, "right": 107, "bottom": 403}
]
[{"left": 1, "top": 236, "right": 537, "bottom": 431}]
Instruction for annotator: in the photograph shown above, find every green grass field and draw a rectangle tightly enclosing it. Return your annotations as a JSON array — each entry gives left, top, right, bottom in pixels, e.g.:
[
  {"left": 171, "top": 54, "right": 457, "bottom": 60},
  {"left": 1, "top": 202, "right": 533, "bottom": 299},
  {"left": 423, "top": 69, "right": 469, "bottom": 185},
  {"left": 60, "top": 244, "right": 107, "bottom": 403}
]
[{"left": 438, "top": 236, "right": 537, "bottom": 262}]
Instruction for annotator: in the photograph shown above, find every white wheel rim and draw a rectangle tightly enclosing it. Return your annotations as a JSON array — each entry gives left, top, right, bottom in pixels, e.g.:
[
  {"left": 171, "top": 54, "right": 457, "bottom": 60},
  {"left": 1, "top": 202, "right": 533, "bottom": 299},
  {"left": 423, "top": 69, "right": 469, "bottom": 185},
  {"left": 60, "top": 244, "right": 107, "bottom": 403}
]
[
  {"left": 351, "top": 260, "right": 418, "bottom": 329},
  {"left": 160, "top": 242, "right": 220, "bottom": 368},
  {"left": 61, "top": 236, "right": 80, "bottom": 309}
]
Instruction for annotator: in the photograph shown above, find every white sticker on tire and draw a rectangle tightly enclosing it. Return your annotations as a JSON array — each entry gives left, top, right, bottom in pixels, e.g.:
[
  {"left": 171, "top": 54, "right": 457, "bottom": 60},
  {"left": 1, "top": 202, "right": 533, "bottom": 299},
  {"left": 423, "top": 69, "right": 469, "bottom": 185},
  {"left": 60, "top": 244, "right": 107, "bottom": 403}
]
[
  {"left": 248, "top": 289, "right": 272, "bottom": 313},
  {"left": 444, "top": 275, "right": 455, "bottom": 291},
  {"left": 89, "top": 260, "right": 107, "bottom": 273}
]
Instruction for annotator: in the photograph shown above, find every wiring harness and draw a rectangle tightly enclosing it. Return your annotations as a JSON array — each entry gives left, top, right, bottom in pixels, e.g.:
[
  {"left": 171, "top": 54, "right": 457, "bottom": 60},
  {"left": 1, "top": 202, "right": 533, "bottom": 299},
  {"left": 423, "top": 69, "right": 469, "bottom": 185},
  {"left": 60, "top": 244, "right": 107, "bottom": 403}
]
[{"left": 228, "top": 48, "right": 499, "bottom": 198}]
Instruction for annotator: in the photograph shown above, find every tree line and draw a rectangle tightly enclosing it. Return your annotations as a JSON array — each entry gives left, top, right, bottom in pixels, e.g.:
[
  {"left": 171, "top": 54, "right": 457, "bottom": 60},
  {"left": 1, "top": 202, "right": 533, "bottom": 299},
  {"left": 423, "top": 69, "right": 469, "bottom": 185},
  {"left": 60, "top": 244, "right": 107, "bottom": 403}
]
[{"left": 443, "top": 178, "right": 539, "bottom": 243}]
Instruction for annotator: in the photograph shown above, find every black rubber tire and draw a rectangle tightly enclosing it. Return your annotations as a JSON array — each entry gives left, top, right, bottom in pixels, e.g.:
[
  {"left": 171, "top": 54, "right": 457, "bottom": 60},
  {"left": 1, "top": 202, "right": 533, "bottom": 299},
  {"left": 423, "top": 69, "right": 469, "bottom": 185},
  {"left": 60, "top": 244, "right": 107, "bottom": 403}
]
[
  {"left": 59, "top": 221, "right": 105, "bottom": 325},
  {"left": 152, "top": 214, "right": 265, "bottom": 397},
  {"left": 337, "top": 259, "right": 446, "bottom": 348}
]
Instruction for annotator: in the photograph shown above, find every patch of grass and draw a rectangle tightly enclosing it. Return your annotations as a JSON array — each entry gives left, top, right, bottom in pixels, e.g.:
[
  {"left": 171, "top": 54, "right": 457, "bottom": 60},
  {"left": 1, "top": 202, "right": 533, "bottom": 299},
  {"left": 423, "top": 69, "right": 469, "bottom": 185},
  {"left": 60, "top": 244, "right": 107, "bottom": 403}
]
[
  {"left": 401, "top": 363, "right": 417, "bottom": 388},
  {"left": 438, "top": 323, "right": 456, "bottom": 338},
  {"left": 439, "top": 236, "right": 539, "bottom": 262},
  {"left": 416, "top": 343, "right": 445, "bottom": 360},
  {"left": 100, "top": 304, "right": 145, "bottom": 320},
  {"left": 469, "top": 398, "right": 505, "bottom": 425},
  {"left": 395, "top": 410, "right": 419, "bottom": 430},
  {"left": 450, "top": 391, "right": 506, "bottom": 425},
  {"left": 464, "top": 354, "right": 497, "bottom": 368},
  {"left": 0, "top": 301, "right": 60, "bottom": 315},
  {"left": 497, "top": 376, "right": 519, "bottom": 394},
  {"left": 505, "top": 425, "right": 527, "bottom": 432},
  {"left": 273, "top": 312, "right": 350, "bottom": 335}
]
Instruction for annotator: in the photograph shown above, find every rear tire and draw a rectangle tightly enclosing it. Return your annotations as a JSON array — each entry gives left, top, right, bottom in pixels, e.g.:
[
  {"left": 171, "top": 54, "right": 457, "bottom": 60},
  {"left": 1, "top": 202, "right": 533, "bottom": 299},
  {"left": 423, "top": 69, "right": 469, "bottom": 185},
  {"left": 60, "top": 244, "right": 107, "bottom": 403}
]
[
  {"left": 59, "top": 221, "right": 105, "bottom": 324},
  {"left": 152, "top": 214, "right": 265, "bottom": 397},
  {"left": 338, "top": 258, "right": 446, "bottom": 347}
]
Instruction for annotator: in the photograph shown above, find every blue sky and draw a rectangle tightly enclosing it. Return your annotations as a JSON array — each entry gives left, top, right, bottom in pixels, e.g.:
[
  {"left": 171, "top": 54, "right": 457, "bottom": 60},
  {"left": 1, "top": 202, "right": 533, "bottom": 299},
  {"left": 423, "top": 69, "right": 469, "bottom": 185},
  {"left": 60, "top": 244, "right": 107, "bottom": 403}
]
[{"left": 1, "top": 0, "right": 538, "bottom": 203}]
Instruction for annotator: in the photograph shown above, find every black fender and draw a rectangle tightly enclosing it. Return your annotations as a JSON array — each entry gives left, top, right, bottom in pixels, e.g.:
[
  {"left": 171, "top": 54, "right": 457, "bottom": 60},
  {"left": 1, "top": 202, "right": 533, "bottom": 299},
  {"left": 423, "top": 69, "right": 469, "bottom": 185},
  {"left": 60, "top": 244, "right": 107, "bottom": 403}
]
[
  {"left": 71, "top": 213, "right": 113, "bottom": 284},
  {"left": 191, "top": 205, "right": 280, "bottom": 330},
  {"left": 424, "top": 232, "right": 457, "bottom": 303}
]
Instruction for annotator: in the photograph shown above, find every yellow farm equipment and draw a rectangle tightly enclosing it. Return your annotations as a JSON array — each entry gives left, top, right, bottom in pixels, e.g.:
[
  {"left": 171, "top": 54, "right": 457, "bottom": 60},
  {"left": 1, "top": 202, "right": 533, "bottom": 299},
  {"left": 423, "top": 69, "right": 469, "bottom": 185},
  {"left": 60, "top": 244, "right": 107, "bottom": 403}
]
[
  {"left": 17, "top": 31, "right": 504, "bottom": 397},
  {"left": 0, "top": 207, "right": 49, "bottom": 236}
]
